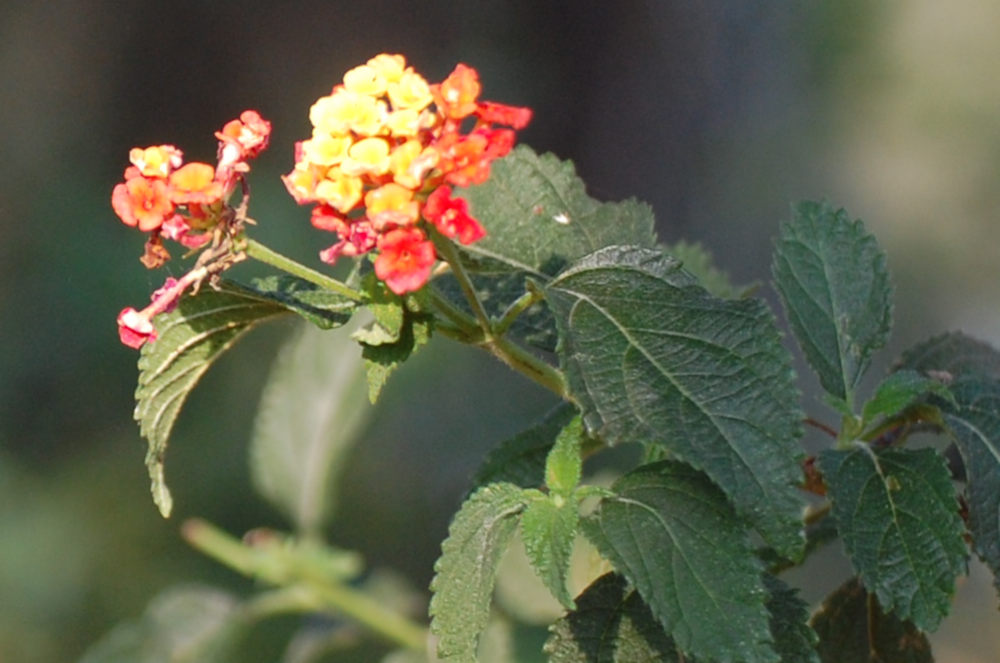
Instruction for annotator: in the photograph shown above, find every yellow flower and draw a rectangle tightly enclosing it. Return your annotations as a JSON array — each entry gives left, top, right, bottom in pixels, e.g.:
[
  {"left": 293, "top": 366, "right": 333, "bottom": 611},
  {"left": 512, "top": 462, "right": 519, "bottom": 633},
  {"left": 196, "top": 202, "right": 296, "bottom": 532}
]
[
  {"left": 366, "top": 53, "right": 406, "bottom": 84},
  {"left": 302, "top": 131, "right": 352, "bottom": 166},
  {"left": 365, "top": 183, "right": 419, "bottom": 227},
  {"left": 310, "top": 89, "right": 386, "bottom": 137},
  {"left": 314, "top": 167, "right": 363, "bottom": 213},
  {"left": 341, "top": 137, "right": 391, "bottom": 176},
  {"left": 343, "top": 63, "right": 387, "bottom": 96},
  {"left": 387, "top": 68, "right": 433, "bottom": 112}
]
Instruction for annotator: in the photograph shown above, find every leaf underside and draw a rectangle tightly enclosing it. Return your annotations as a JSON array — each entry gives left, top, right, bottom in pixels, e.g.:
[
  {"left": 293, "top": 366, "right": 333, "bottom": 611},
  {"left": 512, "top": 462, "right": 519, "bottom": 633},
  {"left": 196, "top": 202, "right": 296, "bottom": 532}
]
[
  {"left": 547, "top": 244, "right": 805, "bottom": 558},
  {"left": 134, "top": 277, "right": 357, "bottom": 517}
]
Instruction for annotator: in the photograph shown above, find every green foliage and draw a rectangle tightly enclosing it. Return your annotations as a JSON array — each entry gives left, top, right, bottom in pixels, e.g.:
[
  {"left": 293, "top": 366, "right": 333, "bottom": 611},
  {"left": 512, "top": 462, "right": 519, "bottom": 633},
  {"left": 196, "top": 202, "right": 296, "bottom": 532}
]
[
  {"left": 547, "top": 244, "right": 805, "bottom": 558},
  {"left": 520, "top": 493, "right": 579, "bottom": 611},
  {"left": 249, "top": 321, "right": 371, "bottom": 535},
  {"left": 818, "top": 447, "right": 967, "bottom": 630},
  {"left": 458, "top": 146, "right": 658, "bottom": 279},
  {"left": 545, "top": 573, "right": 679, "bottom": 663},
  {"left": 134, "top": 278, "right": 356, "bottom": 517},
  {"left": 938, "top": 377, "right": 1000, "bottom": 594},
  {"left": 764, "top": 575, "right": 820, "bottom": 663},
  {"left": 471, "top": 404, "right": 577, "bottom": 490},
  {"left": 772, "top": 200, "right": 892, "bottom": 405},
  {"left": 860, "top": 369, "right": 954, "bottom": 424},
  {"left": 358, "top": 308, "right": 433, "bottom": 403},
  {"left": 811, "top": 578, "right": 932, "bottom": 663},
  {"left": 895, "top": 330, "right": 1000, "bottom": 380},
  {"left": 582, "top": 461, "right": 777, "bottom": 663},
  {"left": 429, "top": 482, "right": 528, "bottom": 661}
]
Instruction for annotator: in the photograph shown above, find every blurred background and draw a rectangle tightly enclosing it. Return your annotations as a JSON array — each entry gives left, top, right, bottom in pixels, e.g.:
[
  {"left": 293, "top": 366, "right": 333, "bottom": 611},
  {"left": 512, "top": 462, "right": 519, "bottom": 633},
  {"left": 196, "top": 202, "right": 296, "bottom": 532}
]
[{"left": 2, "top": 1, "right": 999, "bottom": 661}]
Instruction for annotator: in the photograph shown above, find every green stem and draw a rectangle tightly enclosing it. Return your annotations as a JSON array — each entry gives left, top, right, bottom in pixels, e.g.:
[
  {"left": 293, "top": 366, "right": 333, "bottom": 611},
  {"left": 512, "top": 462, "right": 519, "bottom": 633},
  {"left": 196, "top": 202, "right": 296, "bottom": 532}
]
[
  {"left": 430, "top": 233, "right": 569, "bottom": 399},
  {"left": 243, "top": 238, "right": 364, "bottom": 302},
  {"left": 431, "top": 231, "right": 493, "bottom": 334},
  {"left": 182, "top": 519, "right": 427, "bottom": 652}
]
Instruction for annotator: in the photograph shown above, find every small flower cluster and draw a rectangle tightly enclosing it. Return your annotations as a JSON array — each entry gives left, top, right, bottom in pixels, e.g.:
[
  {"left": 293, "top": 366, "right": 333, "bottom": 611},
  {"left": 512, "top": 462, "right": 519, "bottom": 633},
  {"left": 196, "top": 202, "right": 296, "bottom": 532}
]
[
  {"left": 283, "top": 54, "right": 531, "bottom": 295},
  {"left": 112, "top": 111, "right": 272, "bottom": 348}
]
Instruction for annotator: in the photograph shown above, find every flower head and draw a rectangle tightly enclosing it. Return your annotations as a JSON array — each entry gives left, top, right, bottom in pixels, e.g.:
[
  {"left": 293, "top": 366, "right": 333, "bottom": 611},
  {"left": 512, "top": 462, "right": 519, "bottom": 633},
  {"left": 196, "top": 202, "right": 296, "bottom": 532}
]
[{"left": 284, "top": 54, "right": 531, "bottom": 294}]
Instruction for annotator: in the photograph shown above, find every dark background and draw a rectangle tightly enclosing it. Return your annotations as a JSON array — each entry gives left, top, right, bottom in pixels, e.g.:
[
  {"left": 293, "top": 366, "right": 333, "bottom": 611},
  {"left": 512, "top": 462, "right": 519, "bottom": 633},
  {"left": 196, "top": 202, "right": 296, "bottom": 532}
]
[{"left": 2, "top": 2, "right": 999, "bottom": 661}]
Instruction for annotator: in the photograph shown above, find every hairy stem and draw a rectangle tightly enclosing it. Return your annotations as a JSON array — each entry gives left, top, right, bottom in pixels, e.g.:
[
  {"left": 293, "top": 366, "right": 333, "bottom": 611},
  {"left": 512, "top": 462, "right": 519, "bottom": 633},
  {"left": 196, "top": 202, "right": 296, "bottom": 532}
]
[
  {"left": 182, "top": 518, "right": 427, "bottom": 651},
  {"left": 244, "top": 238, "right": 363, "bottom": 301}
]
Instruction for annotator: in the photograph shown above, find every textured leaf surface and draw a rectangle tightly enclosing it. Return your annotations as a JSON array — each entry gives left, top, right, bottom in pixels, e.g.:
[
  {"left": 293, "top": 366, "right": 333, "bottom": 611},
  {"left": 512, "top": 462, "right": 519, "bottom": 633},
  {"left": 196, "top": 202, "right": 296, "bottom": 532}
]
[
  {"left": 79, "top": 586, "right": 244, "bottom": 663},
  {"left": 818, "top": 447, "right": 966, "bottom": 630},
  {"left": 471, "top": 404, "right": 577, "bottom": 490},
  {"left": 134, "top": 283, "right": 295, "bottom": 517},
  {"left": 861, "top": 369, "right": 954, "bottom": 423},
  {"left": 242, "top": 274, "right": 357, "bottom": 330},
  {"left": 895, "top": 330, "right": 1000, "bottom": 380},
  {"left": 430, "top": 482, "right": 528, "bottom": 661},
  {"left": 545, "top": 573, "right": 678, "bottom": 663},
  {"left": 772, "top": 200, "right": 892, "bottom": 403},
  {"left": 811, "top": 577, "right": 932, "bottom": 663},
  {"left": 547, "top": 245, "right": 805, "bottom": 557},
  {"left": 544, "top": 416, "right": 583, "bottom": 496},
  {"left": 763, "top": 575, "right": 819, "bottom": 663},
  {"left": 582, "top": 461, "right": 777, "bottom": 663},
  {"left": 249, "top": 322, "right": 370, "bottom": 535},
  {"left": 521, "top": 494, "right": 579, "bottom": 610},
  {"left": 939, "top": 377, "right": 1000, "bottom": 594},
  {"left": 458, "top": 145, "right": 657, "bottom": 279}
]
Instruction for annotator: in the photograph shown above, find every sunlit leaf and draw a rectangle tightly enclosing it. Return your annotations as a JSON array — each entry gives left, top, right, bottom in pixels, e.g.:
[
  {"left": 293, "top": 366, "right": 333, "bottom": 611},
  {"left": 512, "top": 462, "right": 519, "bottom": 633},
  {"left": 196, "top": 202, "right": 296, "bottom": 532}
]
[
  {"left": 860, "top": 369, "right": 953, "bottom": 424},
  {"left": 520, "top": 493, "right": 579, "bottom": 610},
  {"left": 430, "top": 482, "right": 528, "bottom": 661}
]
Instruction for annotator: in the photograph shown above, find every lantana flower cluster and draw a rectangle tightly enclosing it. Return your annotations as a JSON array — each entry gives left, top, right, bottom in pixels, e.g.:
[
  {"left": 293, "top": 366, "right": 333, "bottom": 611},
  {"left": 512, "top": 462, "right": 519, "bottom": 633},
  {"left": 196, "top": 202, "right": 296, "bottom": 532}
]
[
  {"left": 283, "top": 53, "right": 531, "bottom": 295},
  {"left": 112, "top": 111, "right": 272, "bottom": 347}
]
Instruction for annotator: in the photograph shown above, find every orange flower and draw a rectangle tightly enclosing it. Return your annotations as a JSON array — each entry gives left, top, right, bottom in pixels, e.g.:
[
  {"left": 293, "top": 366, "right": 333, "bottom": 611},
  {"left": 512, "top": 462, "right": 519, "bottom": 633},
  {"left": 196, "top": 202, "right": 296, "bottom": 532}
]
[
  {"left": 168, "top": 162, "right": 223, "bottom": 205},
  {"left": 374, "top": 227, "right": 436, "bottom": 294},
  {"left": 111, "top": 175, "right": 175, "bottom": 231},
  {"left": 432, "top": 63, "right": 480, "bottom": 120}
]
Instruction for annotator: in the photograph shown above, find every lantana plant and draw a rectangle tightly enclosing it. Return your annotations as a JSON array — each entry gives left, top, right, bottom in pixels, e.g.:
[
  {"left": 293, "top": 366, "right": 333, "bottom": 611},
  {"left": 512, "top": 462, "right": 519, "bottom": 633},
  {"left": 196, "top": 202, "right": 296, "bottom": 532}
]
[{"left": 93, "top": 53, "right": 1000, "bottom": 663}]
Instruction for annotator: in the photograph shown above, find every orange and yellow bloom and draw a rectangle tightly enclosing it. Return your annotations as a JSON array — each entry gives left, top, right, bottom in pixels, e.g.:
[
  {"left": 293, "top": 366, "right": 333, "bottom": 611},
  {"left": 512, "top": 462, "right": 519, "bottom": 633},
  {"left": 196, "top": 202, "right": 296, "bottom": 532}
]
[{"left": 283, "top": 53, "right": 531, "bottom": 295}]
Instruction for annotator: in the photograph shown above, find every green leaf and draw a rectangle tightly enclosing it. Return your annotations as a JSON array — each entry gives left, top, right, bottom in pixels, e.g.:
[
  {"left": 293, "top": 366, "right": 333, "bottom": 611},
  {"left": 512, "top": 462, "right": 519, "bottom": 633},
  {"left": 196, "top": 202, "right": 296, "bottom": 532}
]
[
  {"left": 895, "top": 330, "right": 1000, "bottom": 381},
  {"left": 547, "top": 245, "right": 805, "bottom": 558},
  {"left": 544, "top": 416, "right": 584, "bottom": 497},
  {"left": 811, "top": 577, "right": 933, "bottom": 663},
  {"left": 772, "top": 200, "right": 892, "bottom": 404},
  {"left": 663, "top": 239, "right": 749, "bottom": 299},
  {"left": 134, "top": 283, "right": 293, "bottom": 517},
  {"left": 79, "top": 586, "right": 244, "bottom": 663},
  {"left": 520, "top": 493, "right": 579, "bottom": 610},
  {"left": 458, "top": 145, "right": 657, "bottom": 280},
  {"left": 763, "top": 575, "right": 820, "bottom": 663},
  {"left": 938, "top": 377, "right": 1000, "bottom": 596},
  {"left": 352, "top": 274, "right": 406, "bottom": 345},
  {"left": 818, "top": 446, "right": 967, "bottom": 630},
  {"left": 544, "top": 573, "right": 679, "bottom": 663},
  {"left": 241, "top": 274, "right": 357, "bottom": 329},
  {"left": 861, "top": 369, "right": 954, "bottom": 424},
  {"left": 359, "top": 309, "right": 433, "bottom": 403},
  {"left": 249, "top": 321, "right": 371, "bottom": 535},
  {"left": 582, "top": 461, "right": 777, "bottom": 663},
  {"left": 471, "top": 404, "right": 577, "bottom": 490},
  {"left": 430, "top": 482, "right": 528, "bottom": 661}
]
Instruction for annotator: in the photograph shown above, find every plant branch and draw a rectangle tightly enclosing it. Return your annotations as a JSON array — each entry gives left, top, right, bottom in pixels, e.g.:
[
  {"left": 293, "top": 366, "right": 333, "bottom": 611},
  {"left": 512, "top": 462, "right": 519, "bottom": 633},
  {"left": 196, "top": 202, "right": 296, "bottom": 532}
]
[
  {"left": 182, "top": 518, "right": 427, "bottom": 652},
  {"left": 243, "top": 238, "right": 364, "bottom": 301}
]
